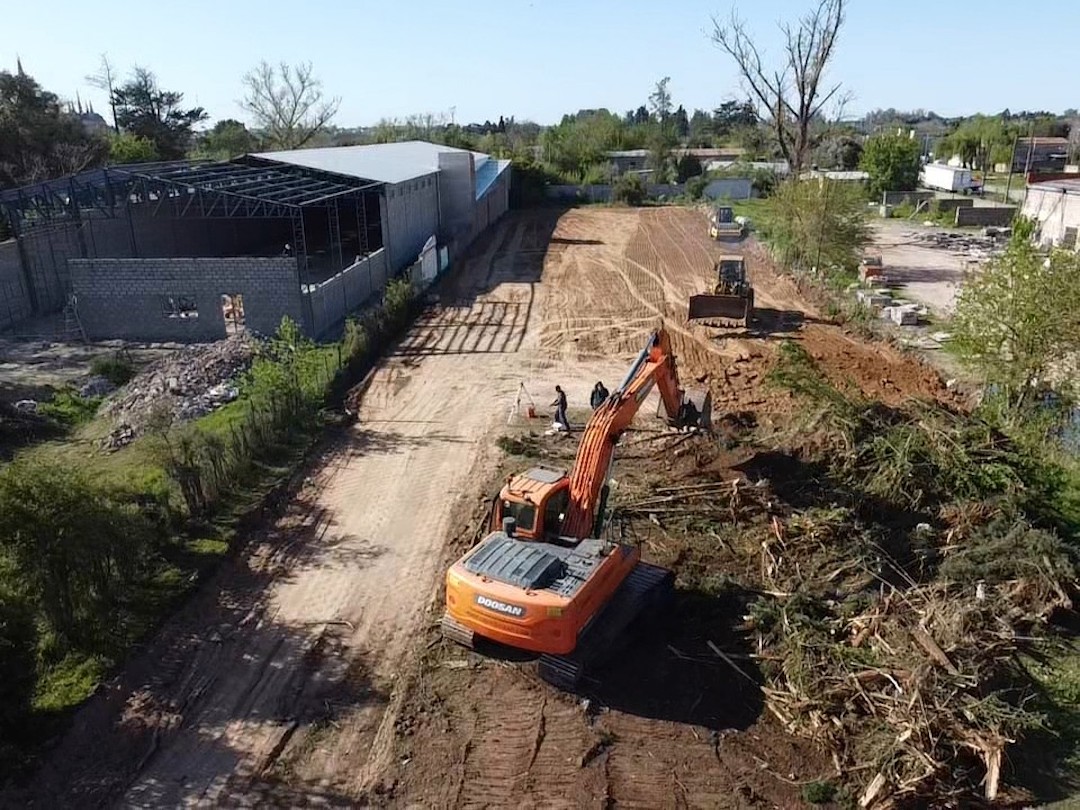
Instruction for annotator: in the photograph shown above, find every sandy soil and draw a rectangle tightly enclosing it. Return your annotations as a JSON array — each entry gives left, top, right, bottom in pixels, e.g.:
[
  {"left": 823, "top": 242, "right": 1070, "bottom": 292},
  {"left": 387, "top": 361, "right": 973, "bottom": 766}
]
[
  {"left": 868, "top": 219, "right": 976, "bottom": 316},
  {"left": 11, "top": 206, "right": 956, "bottom": 808}
]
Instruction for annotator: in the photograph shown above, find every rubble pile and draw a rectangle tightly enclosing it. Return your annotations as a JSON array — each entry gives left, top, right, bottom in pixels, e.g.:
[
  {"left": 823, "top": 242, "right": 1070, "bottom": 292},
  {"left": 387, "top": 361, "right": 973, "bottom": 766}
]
[
  {"left": 904, "top": 229, "right": 1006, "bottom": 262},
  {"left": 101, "top": 333, "right": 259, "bottom": 435}
]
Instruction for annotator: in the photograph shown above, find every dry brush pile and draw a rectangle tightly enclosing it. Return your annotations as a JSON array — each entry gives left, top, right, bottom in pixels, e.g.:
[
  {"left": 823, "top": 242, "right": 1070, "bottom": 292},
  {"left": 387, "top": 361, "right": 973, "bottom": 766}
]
[
  {"left": 744, "top": 341, "right": 1078, "bottom": 807},
  {"left": 607, "top": 342, "right": 1079, "bottom": 807}
]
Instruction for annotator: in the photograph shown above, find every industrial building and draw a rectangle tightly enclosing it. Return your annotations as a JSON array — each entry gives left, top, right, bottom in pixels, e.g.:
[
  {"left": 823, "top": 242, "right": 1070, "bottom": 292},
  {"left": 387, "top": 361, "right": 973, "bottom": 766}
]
[
  {"left": 0, "top": 141, "right": 510, "bottom": 339},
  {"left": 1021, "top": 178, "right": 1080, "bottom": 250}
]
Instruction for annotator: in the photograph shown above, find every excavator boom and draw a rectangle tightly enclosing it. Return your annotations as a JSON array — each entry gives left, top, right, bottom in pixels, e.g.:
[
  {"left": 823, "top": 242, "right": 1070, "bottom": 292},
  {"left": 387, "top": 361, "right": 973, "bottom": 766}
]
[{"left": 561, "top": 329, "right": 707, "bottom": 538}]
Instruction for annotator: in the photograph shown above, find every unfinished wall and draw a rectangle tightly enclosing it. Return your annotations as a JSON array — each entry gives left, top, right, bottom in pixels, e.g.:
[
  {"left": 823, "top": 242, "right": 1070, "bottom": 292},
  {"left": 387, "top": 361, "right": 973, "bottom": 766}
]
[
  {"left": 383, "top": 173, "right": 440, "bottom": 271},
  {"left": 883, "top": 190, "right": 934, "bottom": 207},
  {"left": 954, "top": 205, "right": 1017, "bottom": 228},
  {"left": 70, "top": 257, "right": 302, "bottom": 342},
  {"left": 1022, "top": 186, "right": 1080, "bottom": 247},
  {"left": 0, "top": 240, "right": 32, "bottom": 331},
  {"left": 304, "top": 249, "right": 388, "bottom": 339},
  {"left": 933, "top": 198, "right": 974, "bottom": 213}
]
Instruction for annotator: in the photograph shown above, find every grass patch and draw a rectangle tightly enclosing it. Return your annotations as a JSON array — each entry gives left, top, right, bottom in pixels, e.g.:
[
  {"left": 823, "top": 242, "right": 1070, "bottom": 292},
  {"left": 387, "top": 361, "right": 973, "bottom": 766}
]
[
  {"left": 33, "top": 654, "right": 108, "bottom": 714},
  {"left": 37, "top": 389, "right": 102, "bottom": 427}
]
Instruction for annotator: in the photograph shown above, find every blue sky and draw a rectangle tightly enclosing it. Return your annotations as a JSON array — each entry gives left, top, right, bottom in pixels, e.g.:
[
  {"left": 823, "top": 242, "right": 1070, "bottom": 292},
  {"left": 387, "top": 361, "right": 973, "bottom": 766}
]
[{"left": 5, "top": 0, "right": 1078, "bottom": 127}]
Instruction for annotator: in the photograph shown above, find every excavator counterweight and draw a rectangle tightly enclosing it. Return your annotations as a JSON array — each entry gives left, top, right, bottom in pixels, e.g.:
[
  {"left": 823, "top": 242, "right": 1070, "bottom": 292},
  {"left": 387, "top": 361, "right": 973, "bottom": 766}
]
[{"left": 441, "top": 328, "right": 709, "bottom": 689}]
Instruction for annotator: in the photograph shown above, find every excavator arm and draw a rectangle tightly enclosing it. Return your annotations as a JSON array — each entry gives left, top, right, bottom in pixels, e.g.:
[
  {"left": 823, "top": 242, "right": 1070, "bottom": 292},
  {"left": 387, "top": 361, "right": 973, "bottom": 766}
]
[{"left": 560, "top": 329, "right": 707, "bottom": 539}]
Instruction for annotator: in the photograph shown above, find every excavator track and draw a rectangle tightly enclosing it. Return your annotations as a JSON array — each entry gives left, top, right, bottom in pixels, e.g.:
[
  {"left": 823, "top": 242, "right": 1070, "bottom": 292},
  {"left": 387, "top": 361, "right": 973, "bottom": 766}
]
[
  {"left": 538, "top": 562, "right": 674, "bottom": 692},
  {"left": 440, "top": 612, "right": 476, "bottom": 649}
]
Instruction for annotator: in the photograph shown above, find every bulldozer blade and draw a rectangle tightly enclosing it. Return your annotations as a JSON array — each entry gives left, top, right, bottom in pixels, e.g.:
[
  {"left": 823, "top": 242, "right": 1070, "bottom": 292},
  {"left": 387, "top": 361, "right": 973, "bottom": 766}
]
[{"left": 688, "top": 294, "right": 749, "bottom": 323}]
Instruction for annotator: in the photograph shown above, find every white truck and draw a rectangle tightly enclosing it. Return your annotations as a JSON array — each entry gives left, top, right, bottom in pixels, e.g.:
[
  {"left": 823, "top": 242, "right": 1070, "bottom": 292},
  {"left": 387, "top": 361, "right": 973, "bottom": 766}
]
[{"left": 921, "top": 163, "right": 982, "bottom": 194}]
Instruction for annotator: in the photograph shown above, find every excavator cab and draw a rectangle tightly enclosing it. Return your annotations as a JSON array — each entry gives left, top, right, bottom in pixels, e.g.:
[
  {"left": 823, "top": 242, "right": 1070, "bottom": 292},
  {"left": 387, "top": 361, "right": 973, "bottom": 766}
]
[
  {"left": 492, "top": 467, "right": 572, "bottom": 542},
  {"left": 688, "top": 255, "right": 755, "bottom": 325}
]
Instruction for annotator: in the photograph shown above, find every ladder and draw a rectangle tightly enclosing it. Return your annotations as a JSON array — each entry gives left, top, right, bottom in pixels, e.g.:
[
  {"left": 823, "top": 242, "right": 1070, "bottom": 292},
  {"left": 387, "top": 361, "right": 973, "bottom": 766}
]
[{"left": 62, "top": 293, "right": 87, "bottom": 343}]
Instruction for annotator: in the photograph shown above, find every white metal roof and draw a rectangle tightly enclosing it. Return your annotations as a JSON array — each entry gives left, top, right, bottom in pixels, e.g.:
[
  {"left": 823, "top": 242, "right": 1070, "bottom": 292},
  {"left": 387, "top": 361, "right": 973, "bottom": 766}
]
[{"left": 254, "top": 140, "right": 492, "bottom": 185}]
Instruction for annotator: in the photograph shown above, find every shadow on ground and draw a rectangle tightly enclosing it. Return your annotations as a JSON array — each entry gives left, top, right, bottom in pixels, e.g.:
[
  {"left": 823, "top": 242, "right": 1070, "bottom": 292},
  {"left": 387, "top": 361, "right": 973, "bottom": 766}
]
[{"left": 588, "top": 586, "right": 762, "bottom": 731}]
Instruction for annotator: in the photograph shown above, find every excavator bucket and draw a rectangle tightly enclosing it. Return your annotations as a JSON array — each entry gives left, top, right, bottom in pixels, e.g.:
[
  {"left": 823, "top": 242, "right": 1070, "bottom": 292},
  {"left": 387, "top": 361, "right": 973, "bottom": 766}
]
[
  {"left": 680, "top": 387, "right": 712, "bottom": 432},
  {"left": 687, "top": 293, "right": 753, "bottom": 324}
]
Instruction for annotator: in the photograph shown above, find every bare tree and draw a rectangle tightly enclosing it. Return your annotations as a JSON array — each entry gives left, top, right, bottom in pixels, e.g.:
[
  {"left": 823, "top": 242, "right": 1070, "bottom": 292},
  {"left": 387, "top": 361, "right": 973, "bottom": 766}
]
[
  {"left": 84, "top": 54, "right": 119, "bottom": 133},
  {"left": 711, "top": 0, "right": 847, "bottom": 175},
  {"left": 240, "top": 61, "right": 340, "bottom": 150}
]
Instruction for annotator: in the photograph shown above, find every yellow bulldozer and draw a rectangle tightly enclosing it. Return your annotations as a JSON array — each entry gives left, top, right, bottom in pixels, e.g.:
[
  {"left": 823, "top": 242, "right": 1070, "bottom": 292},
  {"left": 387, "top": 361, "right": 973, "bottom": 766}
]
[
  {"left": 687, "top": 255, "right": 755, "bottom": 326},
  {"left": 708, "top": 205, "right": 746, "bottom": 241}
]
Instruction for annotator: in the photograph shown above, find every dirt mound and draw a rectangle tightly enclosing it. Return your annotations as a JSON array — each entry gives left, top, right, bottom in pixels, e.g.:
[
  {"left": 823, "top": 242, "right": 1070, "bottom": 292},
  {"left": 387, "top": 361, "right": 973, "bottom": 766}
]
[{"left": 101, "top": 333, "right": 258, "bottom": 432}]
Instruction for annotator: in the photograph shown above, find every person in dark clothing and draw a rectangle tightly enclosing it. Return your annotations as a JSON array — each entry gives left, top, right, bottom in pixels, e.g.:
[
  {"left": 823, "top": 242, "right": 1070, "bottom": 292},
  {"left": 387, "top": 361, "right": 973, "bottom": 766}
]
[
  {"left": 552, "top": 385, "right": 569, "bottom": 431},
  {"left": 590, "top": 381, "right": 609, "bottom": 410}
]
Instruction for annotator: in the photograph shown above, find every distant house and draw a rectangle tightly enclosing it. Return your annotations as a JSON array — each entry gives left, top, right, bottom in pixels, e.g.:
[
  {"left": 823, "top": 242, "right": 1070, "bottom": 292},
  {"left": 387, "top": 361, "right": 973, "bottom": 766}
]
[
  {"left": 1012, "top": 137, "right": 1070, "bottom": 173},
  {"left": 802, "top": 169, "right": 869, "bottom": 184},
  {"left": 605, "top": 147, "right": 745, "bottom": 179},
  {"left": 704, "top": 159, "right": 790, "bottom": 176}
]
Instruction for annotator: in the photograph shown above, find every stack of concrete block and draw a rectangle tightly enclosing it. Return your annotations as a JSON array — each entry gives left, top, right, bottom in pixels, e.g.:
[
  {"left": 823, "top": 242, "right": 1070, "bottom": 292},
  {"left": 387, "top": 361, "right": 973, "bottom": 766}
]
[
  {"left": 882, "top": 302, "right": 921, "bottom": 326},
  {"left": 856, "top": 288, "right": 892, "bottom": 307}
]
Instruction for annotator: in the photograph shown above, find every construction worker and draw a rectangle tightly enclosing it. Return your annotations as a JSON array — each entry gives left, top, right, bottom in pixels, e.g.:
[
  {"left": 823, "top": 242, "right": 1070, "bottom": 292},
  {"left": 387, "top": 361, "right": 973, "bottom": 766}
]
[
  {"left": 552, "top": 385, "right": 569, "bottom": 431},
  {"left": 590, "top": 381, "right": 609, "bottom": 410}
]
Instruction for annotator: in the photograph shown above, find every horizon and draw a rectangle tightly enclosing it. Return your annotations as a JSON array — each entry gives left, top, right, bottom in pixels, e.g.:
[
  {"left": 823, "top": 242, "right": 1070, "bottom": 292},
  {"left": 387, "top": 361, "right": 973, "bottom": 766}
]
[{"left": 5, "top": 0, "right": 1079, "bottom": 130}]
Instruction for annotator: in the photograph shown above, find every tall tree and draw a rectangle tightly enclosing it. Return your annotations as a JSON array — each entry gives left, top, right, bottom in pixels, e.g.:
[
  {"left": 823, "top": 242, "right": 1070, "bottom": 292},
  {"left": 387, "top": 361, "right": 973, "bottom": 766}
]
[
  {"left": 112, "top": 68, "right": 207, "bottom": 160},
  {"left": 673, "top": 105, "right": 690, "bottom": 139},
  {"left": 0, "top": 67, "right": 106, "bottom": 188},
  {"left": 647, "top": 77, "right": 678, "bottom": 182},
  {"left": 860, "top": 133, "right": 919, "bottom": 198},
  {"left": 712, "top": 0, "right": 847, "bottom": 175},
  {"left": 84, "top": 54, "right": 119, "bottom": 133},
  {"left": 240, "top": 61, "right": 339, "bottom": 150},
  {"left": 200, "top": 119, "right": 259, "bottom": 159}
]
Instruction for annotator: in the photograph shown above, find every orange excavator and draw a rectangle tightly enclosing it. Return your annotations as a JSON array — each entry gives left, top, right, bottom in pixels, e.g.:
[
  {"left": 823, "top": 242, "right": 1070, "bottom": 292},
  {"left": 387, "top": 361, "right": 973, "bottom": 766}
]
[{"left": 441, "top": 328, "right": 711, "bottom": 689}]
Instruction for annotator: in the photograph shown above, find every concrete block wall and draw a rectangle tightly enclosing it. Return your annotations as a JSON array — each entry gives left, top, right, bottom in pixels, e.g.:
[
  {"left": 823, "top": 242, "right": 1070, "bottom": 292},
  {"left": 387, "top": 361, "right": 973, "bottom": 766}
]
[
  {"left": 955, "top": 205, "right": 1017, "bottom": 227},
  {"left": 0, "top": 240, "right": 32, "bottom": 331},
  {"left": 934, "top": 198, "right": 975, "bottom": 213},
  {"left": 304, "top": 249, "right": 388, "bottom": 339},
  {"left": 383, "top": 173, "right": 440, "bottom": 271},
  {"left": 883, "top": 190, "right": 934, "bottom": 207},
  {"left": 70, "top": 257, "right": 302, "bottom": 342},
  {"left": 1022, "top": 187, "right": 1080, "bottom": 248}
]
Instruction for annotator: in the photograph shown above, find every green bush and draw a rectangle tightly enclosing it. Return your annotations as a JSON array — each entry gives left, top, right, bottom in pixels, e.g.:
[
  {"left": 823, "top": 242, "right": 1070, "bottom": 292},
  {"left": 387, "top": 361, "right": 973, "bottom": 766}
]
[
  {"left": 0, "top": 460, "right": 164, "bottom": 652},
  {"left": 613, "top": 173, "right": 646, "bottom": 206},
  {"left": 38, "top": 389, "right": 101, "bottom": 426},
  {"left": 802, "top": 781, "right": 838, "bottom": 804},
  {"left": 89, "top": 352, "right": 135, "bottom": 386},
  {"left": 686, "top": 175, "right": 709, "bottom": 200}
]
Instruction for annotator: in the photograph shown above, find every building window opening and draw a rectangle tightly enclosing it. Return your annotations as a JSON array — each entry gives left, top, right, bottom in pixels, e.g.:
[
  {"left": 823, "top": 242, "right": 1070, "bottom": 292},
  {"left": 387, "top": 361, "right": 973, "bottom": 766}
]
[
  {"left": 221, "top": 294, "right": 246, "bottom": 333},
  {"left": 162, "top": 295, "right": 199, "bottom": 319}
]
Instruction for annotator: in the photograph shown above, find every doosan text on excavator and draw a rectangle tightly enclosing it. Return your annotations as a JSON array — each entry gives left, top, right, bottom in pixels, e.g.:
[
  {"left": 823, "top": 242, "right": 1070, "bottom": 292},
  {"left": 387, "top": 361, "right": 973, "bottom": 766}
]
[{"left": 441, "top": 328, "right": 710, "bottom": 690}]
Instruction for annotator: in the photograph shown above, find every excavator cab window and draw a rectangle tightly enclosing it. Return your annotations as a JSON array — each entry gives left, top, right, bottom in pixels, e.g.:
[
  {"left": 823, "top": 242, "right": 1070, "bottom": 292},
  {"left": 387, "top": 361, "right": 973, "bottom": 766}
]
[
  {"left": 541, "top": 488, "right": 570, "bottom": 541},
  {"left": 501, "top": 500, "right": 537, "bottom": 537}
]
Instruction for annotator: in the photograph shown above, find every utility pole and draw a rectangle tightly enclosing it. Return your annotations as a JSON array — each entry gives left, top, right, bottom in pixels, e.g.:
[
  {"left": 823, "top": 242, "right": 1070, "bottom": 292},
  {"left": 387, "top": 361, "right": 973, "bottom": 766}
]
[{"left": 1004, "top": 132, "right": 1020, "bottom": 203}]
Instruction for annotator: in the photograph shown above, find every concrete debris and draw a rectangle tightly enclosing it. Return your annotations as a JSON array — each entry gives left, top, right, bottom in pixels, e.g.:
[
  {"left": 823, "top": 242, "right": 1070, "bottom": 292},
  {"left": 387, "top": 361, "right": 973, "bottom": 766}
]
[
  {"left": 103, "top": 423, "right": 136, "bottom": 452},
  {"left": 79, "top": 375, "right": 117, "bottom": 399},
  {"left": 101, "top": 333, "right": 258, "bottom": 435},
  {"left": 856, "top": 289, "right": 892, "bottom": 307},
  {"left": 902, "top": 229, "right": 1006, "bottom": 262}
]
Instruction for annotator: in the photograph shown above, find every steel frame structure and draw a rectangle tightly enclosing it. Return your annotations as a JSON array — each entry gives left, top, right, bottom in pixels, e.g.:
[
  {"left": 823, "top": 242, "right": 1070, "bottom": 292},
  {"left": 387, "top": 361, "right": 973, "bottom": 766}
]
[{"left": 0, "top": 157, "right": 383, "bottom": 258}]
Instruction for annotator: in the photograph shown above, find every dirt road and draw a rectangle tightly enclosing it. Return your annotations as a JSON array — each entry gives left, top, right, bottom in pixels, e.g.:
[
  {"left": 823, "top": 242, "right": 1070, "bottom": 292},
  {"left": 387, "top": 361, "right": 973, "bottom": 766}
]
[{"left": 17, "top": 206, "right": 953, "bottom": 807}]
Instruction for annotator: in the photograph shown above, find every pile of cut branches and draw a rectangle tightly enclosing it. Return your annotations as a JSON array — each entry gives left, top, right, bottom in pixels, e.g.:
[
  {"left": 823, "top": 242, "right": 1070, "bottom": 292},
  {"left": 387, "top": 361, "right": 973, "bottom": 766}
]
[
  {"left": 744, "top": 341, "right": 1080, "bottom": 806},
  {"left": 752, "top": 511, "right": 1075, "bottom": 806}
]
